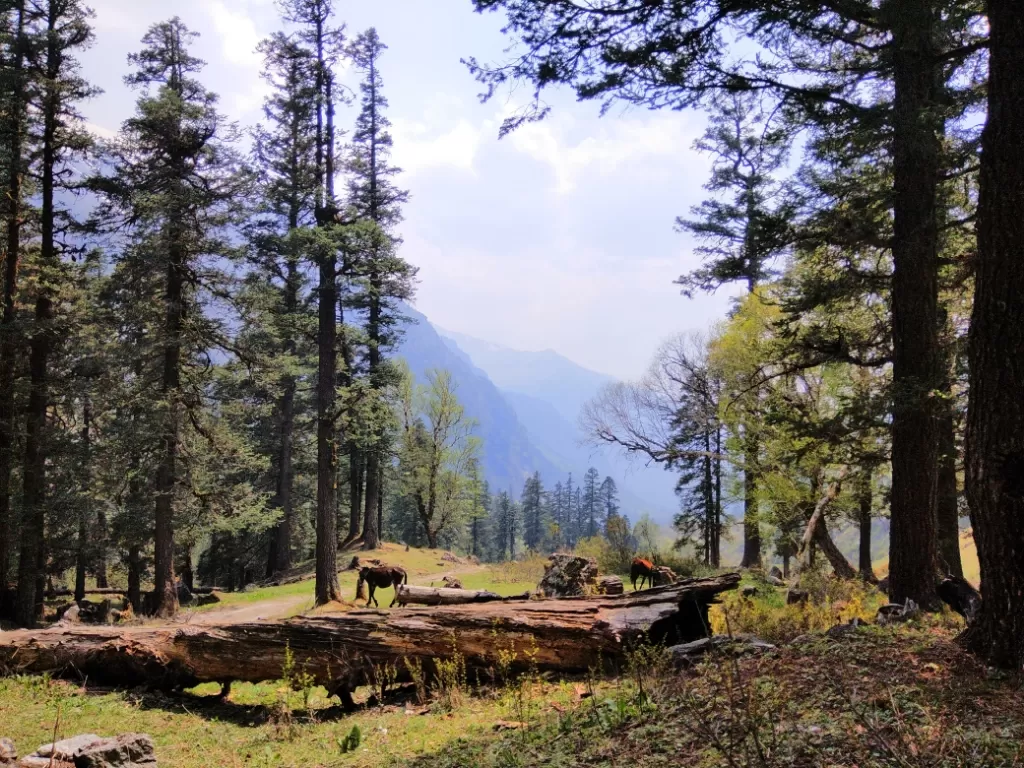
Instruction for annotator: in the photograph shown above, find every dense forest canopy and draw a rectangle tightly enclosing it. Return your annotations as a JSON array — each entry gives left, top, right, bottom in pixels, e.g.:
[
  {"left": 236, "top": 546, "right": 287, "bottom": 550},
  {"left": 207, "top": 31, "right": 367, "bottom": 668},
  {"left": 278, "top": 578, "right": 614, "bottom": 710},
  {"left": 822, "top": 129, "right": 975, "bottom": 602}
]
[{"left": 0, "top": 0, "right": 1021, "bottom": 671}]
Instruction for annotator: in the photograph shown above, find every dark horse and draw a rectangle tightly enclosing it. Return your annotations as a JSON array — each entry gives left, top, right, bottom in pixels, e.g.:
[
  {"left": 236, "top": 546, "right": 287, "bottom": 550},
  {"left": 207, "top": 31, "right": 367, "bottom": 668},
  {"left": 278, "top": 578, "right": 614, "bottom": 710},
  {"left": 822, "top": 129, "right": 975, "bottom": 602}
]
[
  {"left": 630, "top": 557, "right": 655, "bottom": 591},
  {"left": 358, "top": 565, "right": 408, "bottom": 607}
]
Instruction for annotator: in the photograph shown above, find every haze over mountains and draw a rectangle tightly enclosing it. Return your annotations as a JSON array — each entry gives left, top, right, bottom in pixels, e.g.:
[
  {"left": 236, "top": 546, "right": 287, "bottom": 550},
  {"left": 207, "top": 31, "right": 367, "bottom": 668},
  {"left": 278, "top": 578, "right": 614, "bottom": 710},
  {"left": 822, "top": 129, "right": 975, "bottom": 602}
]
[{"left": 395, "top": 304, "right": 679, "bottom": 523}]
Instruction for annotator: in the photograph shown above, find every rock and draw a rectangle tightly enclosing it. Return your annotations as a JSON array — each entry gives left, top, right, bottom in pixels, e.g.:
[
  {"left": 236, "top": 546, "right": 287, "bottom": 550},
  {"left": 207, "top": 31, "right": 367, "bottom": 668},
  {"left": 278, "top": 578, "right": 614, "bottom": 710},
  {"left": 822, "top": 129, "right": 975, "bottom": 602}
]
[
  {"left": 441, "top": 576, "right": 463, "bottom": 589},
  {"left": 74, "top": 734, "right": 156, "bottom": 768},
  {"left": 59, "top": 603, "right": 81, "bottom": 625},
  {"left": 786, "top": 589, "right": 809, "bottom": 605},
  {"left": 192, "top": 593, "right": 220, "bottom": 607},
  {"left": 669, "top": 635, "right": 776, "bottom": 664},
  {"left": 441, "top": 552, "right": 463, "bottom": 564},
  {"left": 767, "top": 575, "right": 786, "bottom": 587},
  {"left": 19, "top": 756, "right": 73, "bottom": 768},
  {"left": 741, "top": 585, "right": 758, "bottom": 598},
  {"left": 597, "top": 575, "right": 624, "bottom": 595},
  {"left": 876, "top": 599, "right": 919, "bottom": 625},
  {"left": 651, "top": 566, "right": 678, "bottom": 586},
  {"left": 1, "top": 737, "right": 16, "bottom": 764},
  {"left": 36, "top": 734, "right": 104, "bottom": 761},
  {"left": 537, "top": 554, "right": 598, "bottom": 597},
  {"left": 769, "top": 566, "right": 784, "bottom": 581}
]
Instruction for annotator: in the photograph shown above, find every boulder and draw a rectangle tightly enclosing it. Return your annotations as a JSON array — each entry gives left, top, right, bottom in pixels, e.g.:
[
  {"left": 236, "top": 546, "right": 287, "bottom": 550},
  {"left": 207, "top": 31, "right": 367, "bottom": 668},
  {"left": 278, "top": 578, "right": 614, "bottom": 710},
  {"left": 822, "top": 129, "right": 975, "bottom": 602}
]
[
  {"left": 537, "top": 554, "right": 598, "bottom": 597},
  {"left": 36, "top": 734, "right": 104, "bottom": 762},
  {"left": 440, "top": 576, "right": 463, "bottom": 589},
  {"left": 597, "top": 575, "right": 624, "bottom": 595},
  {"left": 74, "top": 733, "right": 156, "bottom": 768},
  {"left": 59, "top": 603, "right": 81, "bottom": 625},
  {"left": 17, "top": 734, "right": 156, "bottom": 768},
  {"left": 769, "top": 566, "right": 784, "bottom": 581},
  {"left": 1, "top": 738, "right": 16, "bottom": 764},
  {"left": 669, "top": 635, "right": 775, "bottom": 665},
  {"left": 767, "top": 575, "right": 786, "bottom": 587},
  {"left": 441, "top": 552, "right": 463, "bottom": 564},
  {"left": 786, "top": 589, "right": 809, "bottom": 606},
  {"left": 651, "top": 566, "right": 678, "bottom": 587},
  {"left": 876, "top": 599, "right": 919, "bottom": 625},
  {"left": 826, "top": 618, "right": 870, "bottom": 640}
]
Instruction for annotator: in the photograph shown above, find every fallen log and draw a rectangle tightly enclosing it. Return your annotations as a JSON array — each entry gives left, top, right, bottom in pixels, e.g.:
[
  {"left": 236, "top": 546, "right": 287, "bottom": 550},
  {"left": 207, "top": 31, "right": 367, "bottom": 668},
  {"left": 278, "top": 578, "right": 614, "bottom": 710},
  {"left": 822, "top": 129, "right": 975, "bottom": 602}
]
[
  {"left": 46, "top": 587, "right": 218, "bottom": 598},
  {"left": 0, "top": 573, "right": 739, "bottom": 706},
  {"left": 395, "top": 585, "right": 531, "bottom": 606}
]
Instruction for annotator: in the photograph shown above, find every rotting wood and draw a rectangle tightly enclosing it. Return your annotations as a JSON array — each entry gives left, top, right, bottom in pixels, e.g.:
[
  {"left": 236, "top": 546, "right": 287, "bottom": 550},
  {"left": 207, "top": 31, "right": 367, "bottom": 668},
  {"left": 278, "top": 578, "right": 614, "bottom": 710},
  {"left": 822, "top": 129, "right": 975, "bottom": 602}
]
[
  {"left": 394, "top": 585, "right": 531, "bottom": 606},
  {"left": 0, "top": 574, "right": 740, "bottom": 705}
]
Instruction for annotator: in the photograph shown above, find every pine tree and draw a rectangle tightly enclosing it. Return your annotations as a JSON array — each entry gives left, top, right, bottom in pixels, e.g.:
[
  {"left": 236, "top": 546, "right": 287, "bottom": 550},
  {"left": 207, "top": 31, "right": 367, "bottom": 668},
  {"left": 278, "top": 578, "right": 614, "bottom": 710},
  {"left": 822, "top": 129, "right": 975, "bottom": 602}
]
[
  {"left": 0, "top": 0, "right": 29, "bottom": 590},
  {"left": 247, "top": 31, "right": 319, "bottom": 577},
  {"left": 346, "top": 27, "right": 415, "bottom": 551},
  {"left": 277, "top": 0, "right": 346, "bottom": 605},
  {"left": 599, "top": 476, "right": 619, "bottom": 534},
  {"left": 520, "top": 471, "right": 544, "bottom": 551},
  {"left": 95, "top": 17, "right": 250, "bottom": 616},
  {"left": 13, "top": 0, "right": 96, "bottom": 626},
  {"left": 963, "top": 0, "right": 1024, "bottom": 668},
  {"left": 579, "top": 467, "right": 600, "bottom": 540}
]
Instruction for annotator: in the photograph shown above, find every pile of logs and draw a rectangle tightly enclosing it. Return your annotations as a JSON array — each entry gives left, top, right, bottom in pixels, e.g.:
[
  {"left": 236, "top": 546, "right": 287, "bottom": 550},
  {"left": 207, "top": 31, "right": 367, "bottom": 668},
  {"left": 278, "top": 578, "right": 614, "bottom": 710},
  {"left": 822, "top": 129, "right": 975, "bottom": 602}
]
[{"left": 0, "top": 573, "right": 740, "bottom": 708}]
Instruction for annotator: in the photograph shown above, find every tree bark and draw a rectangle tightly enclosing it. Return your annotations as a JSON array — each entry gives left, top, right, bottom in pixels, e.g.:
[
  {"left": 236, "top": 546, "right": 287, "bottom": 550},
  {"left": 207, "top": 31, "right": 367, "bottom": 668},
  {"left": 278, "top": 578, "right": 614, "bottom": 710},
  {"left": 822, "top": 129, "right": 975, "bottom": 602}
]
[
  {"left": 963, "top": 0, "right": 1024, "bottom": 669},
  {"left": 0, "top": 574, "right": 740, "bottom": 697},
  {"left": 936, "top": 394, "right": 963, "bottom": 577},
  {"left": 740, "top": 428, "right": 761, "bottom": 567},
  {"left": 126, "top": 546, "right": 142, "bottom": 614},
  {"left": 857, "top": 466, "right": 876, "bottom": 581},
  {"left": 0, "top": 0, "right": 27, "bottom": 590},
  {"left": 94, "top": 506, "right": 108, "bottom": 589},
  {"left": 313, "top": 20, "right": 340, "bottom": 605},
  {"left": 797, "top": 467, "right": 849, "bottom": 568},
  {"left": 348, "top": 445, "right": 363, "bottom": 541},
  {"left": 886, "top": 0, "right": 943, "bottom": 609},
  {"left": 266, "top": 255, "right": 299, "bottom": 578},
  {"left": 362, "top": 451, "right": 380, "bottom": 549},
  {"left": 395, "top": 585, "right": 530, "bottom": 606}
]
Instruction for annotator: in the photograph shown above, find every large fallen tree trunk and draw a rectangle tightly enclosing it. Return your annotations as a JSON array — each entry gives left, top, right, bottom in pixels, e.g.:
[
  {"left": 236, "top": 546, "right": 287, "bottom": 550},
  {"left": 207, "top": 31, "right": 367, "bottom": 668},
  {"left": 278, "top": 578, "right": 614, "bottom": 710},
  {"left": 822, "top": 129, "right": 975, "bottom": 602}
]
[
  {"left": 395, "top": 585, "right": 531, "bottom": 606},
  {"left": 0, "top": 573, "right": 739, "bottom": 706}
]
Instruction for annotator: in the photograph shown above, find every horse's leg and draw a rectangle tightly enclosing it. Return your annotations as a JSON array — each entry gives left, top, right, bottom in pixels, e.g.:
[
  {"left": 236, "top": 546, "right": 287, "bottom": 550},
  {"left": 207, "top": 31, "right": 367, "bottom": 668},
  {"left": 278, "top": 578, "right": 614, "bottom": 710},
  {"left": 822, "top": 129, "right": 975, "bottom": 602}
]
[
  {"left": 389, "top": 579, "right": 399, "bottom": 608},
  {"left": 368, "top": 584, "right": 377, "bottom": 607}
]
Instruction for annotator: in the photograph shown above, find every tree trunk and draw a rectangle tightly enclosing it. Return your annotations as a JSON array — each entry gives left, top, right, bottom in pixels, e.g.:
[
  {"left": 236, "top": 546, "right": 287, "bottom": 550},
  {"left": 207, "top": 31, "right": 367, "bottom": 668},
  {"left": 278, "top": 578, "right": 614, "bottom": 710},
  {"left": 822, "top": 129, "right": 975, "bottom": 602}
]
[
  {"left": 0, "top": 574, "right": 740, "bottom": 698},
  {"left": 75, "top": 398, "right": 93, "bottom": 603},
  {"left": 152, "top": 241, "right": 184, "bottom": 618},
  {"left": 813, "top": 518, "right": 858, "bottom": 580},
  {"left": 797, "top": 468, "right": 849, "bottom": 567},
  {"left": 713, "top": 425, "right": 722, "bottom": 567},
  {"left": 740, "top": 428, "right": 761, "bottom": 567},
  {"left": 886, "top": 0, "right": 943, "bottom": 609},
  {"left": 936, "top": 395, "right": 963, "bottom": 577},
  {"left": 363, "top": 452, "right": 380, "bottom": 550},
  {"left": 395, "top": 585, "right": 530, "bottom": 606},
  {"left": 127, "top": 546, "right": 142, "bottom": 614},
  {"left": 348, "top": 445, "right": 363, "bottom": 542},
  {"left": 857, "top": 466, "right": 876, "bottom": 581},
  {"left": 963, "top": 0, "right": 1024, "bottom": 669},
  {"left": 95, "top": 507, "right": 108, "bottom": 589},
  {"left": 16, "top": 292, "right": 51, "bottom": 627},
  {"left": 0, "top": 0, "right": 27, "bottom": 590}
]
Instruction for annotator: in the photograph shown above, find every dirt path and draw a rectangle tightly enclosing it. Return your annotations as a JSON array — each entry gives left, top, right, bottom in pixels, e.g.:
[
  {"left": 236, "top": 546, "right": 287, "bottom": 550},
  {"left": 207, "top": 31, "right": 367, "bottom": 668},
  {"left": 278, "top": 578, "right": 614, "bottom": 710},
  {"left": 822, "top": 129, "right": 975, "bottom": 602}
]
[{"left": 178, "top": 564, "right": 488, "bottom": 626}]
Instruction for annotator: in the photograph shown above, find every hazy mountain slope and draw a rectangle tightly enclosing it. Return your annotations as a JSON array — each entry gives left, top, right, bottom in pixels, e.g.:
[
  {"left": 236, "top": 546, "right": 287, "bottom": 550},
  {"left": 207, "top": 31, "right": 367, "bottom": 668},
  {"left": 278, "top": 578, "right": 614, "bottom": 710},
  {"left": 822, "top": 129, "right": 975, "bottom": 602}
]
[
  {"left": 438, "top": 328, "right": 613, "bottom": 425},
  {"left": 395, "top": 305, "right": 562, "bottom": 494},
  {"left": 437, "top": 329, "right": 679, "bottom": 521}
]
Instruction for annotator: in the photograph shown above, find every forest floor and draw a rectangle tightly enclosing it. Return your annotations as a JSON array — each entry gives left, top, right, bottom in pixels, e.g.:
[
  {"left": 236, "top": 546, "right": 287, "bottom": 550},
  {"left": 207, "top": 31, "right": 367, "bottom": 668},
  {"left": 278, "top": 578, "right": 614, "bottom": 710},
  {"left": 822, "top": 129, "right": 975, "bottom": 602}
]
[{"left": 3, "top": 561, "right": 1020, "bottom": 768}]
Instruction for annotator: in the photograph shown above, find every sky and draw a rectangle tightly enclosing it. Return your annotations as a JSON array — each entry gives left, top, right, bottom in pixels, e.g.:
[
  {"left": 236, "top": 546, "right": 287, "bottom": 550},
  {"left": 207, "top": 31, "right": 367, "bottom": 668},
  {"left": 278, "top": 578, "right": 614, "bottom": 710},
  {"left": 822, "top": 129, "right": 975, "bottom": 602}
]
[{"left": 79, "top": 0, "right": 741, "bottom": 380}]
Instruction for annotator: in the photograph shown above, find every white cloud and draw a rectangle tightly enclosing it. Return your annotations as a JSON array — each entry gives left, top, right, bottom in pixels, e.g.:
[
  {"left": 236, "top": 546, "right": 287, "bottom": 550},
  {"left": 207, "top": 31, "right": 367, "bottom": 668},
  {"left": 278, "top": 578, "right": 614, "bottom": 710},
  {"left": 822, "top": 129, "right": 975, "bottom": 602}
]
[
  {"left": 391, "top": 118, "right": 483, "bottom": 176},
  {"left": 508, "top": 112, "right": 705, "bottom": 195},
  {"left": 204, "top": 0, "right": 269, "bottom": 115}
]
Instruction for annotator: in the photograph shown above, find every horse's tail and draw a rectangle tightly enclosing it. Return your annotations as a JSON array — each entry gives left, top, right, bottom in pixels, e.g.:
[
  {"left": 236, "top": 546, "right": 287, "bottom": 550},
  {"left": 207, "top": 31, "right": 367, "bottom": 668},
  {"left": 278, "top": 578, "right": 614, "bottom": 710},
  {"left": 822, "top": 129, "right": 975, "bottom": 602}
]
[{"left": 403, "top": 569, "right": 408, "bottom": 585}]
